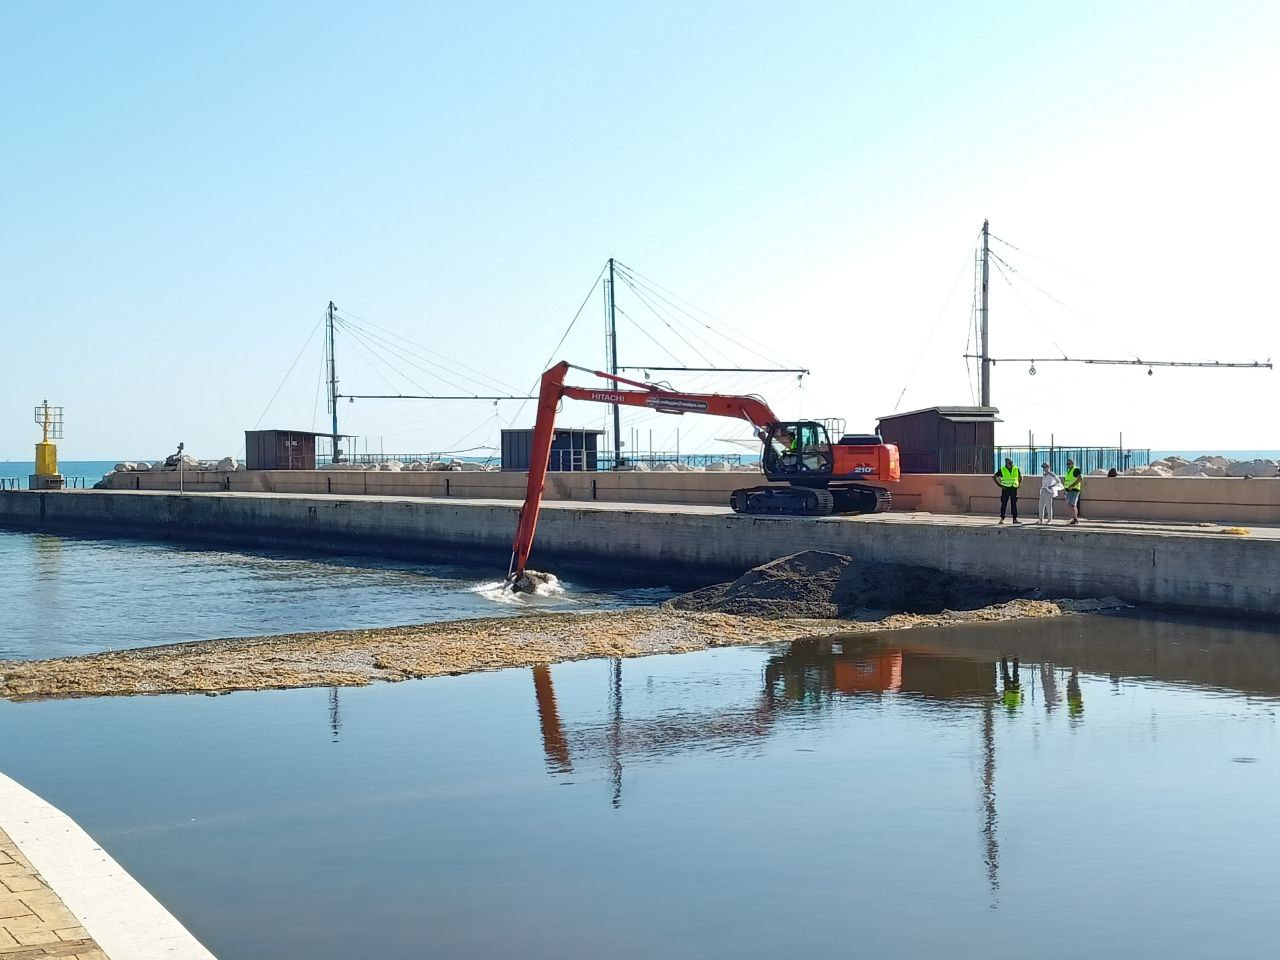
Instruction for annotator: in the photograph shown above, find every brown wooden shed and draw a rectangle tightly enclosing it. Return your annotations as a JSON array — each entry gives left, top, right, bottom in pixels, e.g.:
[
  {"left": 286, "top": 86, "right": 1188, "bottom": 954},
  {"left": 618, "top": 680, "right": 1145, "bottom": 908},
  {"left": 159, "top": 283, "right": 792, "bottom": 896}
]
[
  {"left": 244, "top": 429, "right": 331, "bottom": 470},
  {"left": 876, "top": 406, "right": 1001, "bottom": 474}
]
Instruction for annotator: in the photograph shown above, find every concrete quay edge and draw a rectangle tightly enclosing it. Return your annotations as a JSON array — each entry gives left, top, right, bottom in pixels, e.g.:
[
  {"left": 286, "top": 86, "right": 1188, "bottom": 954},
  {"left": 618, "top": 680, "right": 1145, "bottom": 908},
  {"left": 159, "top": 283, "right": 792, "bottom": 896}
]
[
  {"left": 1, "top": 489, "right": 1277, "bottom": 616},
  {"left": 0, "top": 772, "right": 215, "bottom": 959},
  {"left": 97, "top": 468, "right": 1280, "bottom": 527}
]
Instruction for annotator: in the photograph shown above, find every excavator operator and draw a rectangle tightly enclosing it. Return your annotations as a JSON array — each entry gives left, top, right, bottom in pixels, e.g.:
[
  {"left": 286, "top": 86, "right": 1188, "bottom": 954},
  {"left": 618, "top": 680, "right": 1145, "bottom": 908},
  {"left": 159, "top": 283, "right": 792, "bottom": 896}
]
[{"left": 767, "top": 426, "right": 800, "bottom": 473}]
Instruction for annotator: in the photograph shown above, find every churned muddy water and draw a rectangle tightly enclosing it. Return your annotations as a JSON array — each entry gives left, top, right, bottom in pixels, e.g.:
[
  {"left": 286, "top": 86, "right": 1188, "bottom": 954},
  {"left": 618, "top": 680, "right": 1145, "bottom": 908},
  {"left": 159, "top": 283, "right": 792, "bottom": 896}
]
[
  {"left": 0, "top": 529, "right": 672, "bottom": 659},
  {"left": 2, "top": 611, "right": 1279, "bottom": 958}
]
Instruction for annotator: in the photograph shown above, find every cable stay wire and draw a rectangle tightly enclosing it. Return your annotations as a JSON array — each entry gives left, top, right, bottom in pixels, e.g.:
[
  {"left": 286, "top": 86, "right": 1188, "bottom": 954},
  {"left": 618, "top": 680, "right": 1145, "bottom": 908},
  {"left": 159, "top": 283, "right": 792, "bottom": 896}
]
[
  {"left": 311, "top": 350, "right": 325, "bottom": 432},
  {"left": 336, "top": 321, "right": 424, "bottom": 395},
  {"left": 891, "top": 239, "right": 979, "bottom": 413},
  {"left": 336, "top": 317, "right": 513, "bottom": 397},
  {"left": 614, "top": 305, "right": 684, "bottom": 364},
  {"left": 988, "top": 255, "right": 1070, "bottom": 360},
  {"left": 334, "top": 319, "right": 454, "bottom": 395},
  {"left": 334, "top": 311, "right": 518, "bottom": 395},
  {"left": 614, "top": 265, "right": 782, "bottom": 369},
  {"left": 332, "top": 306, "right": 523, "bottom": 395},
  {"left": 986, "top": 248, "right": 1144, "bottom": 363},
  {"left": 612, "top": 261, "right": 797, "bottom": 368},
  {"left": 253, "top": 316, "right": 323, "bottom": 429},
  {"left": 507, "top": 264, "right": 611, "bottom": 429},
  {"left": 988, "top": 233, "right": 1093, "bottom": 286},
  {"left": 613, "top": 270, "right": 742, "bottom": 369},
  {"left": 987, "top": 250, "right": 1087, "bottom": 316},
  {"left": 612, "top": 272, "right": 719, "bottom": 367},
  {"left": 988, "top": 242, "right": 1270, "bottom": 369},
  {"left": 964, "top": 288, "right": 978, "bottom": 406},
  {"left": 536, "top": 264, "right": 610, "bottom": 376},
  {"left": 334, "top": 318, "right": 519, "bottom": 398}
]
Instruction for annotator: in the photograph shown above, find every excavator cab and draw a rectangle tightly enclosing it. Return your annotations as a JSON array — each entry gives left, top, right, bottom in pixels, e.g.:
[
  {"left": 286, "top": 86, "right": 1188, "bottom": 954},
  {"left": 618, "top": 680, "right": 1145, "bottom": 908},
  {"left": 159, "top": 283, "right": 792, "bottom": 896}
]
[{"left": 762, "top": 421, "right": 835, "bottom": 479}]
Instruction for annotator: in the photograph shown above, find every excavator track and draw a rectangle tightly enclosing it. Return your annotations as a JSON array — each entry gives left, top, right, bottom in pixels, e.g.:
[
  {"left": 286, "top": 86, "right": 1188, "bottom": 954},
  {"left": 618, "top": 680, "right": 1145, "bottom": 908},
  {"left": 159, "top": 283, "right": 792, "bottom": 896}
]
[
  {"left": 729, "top": 483, "right": 890, "bottom": 517},
  {"left": 829, "top": 482, "right": 893, "bottom": 514},
  {"left": 730, "top": 486, "right": 835, "bottom": 516}
]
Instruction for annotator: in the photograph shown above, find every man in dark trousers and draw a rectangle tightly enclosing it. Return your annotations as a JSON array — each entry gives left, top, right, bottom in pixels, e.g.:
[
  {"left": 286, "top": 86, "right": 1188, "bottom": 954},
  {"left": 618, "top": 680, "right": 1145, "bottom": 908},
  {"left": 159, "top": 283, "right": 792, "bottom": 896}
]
[{"left": 994, "top": 457, "right": 1022, "bottom": 524}]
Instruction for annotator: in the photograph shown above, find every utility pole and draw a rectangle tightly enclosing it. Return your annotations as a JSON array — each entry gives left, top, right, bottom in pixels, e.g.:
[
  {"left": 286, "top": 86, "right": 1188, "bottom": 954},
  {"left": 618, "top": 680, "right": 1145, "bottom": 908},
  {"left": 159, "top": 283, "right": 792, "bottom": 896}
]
[
  {"left": 325, "top": 300, "right": 341, "bottom": 462},
  {"left": 606, "top": 258, "right": 622, "bottom": 467},
  {"left": 980, "top": 219, "right": 991, "bottom": 407}
]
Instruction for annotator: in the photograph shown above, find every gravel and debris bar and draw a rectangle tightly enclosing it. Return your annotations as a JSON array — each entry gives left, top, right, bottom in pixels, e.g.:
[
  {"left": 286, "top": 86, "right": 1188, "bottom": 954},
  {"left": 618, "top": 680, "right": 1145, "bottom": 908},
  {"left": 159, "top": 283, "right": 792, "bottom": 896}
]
[{"left": 0, "top": 597, "right": 1119, "bottom": 701}]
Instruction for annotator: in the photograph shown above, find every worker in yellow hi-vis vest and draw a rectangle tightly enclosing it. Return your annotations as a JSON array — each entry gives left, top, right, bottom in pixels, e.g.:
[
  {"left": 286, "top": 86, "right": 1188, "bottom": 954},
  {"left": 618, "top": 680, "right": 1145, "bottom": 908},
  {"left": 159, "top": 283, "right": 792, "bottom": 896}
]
[
  {"left": 993, "top": 457, "right": 1022, "bottom": 524},
  {"left": 1062, "top": 458, "right": 1083, "bottom": 526}
]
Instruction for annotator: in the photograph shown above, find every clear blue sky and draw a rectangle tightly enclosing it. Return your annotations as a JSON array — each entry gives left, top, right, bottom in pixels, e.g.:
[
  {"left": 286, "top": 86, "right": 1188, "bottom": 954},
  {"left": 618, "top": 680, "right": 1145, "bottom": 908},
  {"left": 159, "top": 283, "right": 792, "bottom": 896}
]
[{"left": 3, "top": 0, "right": 1276, "bottom": 460}]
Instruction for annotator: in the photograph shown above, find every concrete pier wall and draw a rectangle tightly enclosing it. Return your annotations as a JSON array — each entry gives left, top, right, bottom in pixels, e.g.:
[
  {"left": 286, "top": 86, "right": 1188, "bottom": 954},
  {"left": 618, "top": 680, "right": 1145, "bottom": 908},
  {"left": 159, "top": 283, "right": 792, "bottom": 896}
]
[
  {"left": 97, "top": 469, "right": 1280, "bottom": 526},
  {"left": 1, "top": 490, "right": 1276, "bottom": 616}
]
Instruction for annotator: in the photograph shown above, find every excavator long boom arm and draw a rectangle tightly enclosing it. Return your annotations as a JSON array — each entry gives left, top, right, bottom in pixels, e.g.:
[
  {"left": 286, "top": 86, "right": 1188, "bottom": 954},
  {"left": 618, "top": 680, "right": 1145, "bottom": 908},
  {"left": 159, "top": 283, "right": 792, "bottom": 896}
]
[{"left": 509, "top": 362, "right": 779, "bottom": 580}]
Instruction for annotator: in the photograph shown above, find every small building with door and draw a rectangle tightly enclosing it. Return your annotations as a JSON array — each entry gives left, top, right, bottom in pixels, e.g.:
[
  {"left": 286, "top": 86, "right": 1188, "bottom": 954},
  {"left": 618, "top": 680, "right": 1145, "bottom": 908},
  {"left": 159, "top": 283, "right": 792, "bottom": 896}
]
[
  {"left": 501, "top": 428, "right": 603, "bottom": 472},
  {"left": 244, "top": 429, "right": 334, "bottom": 470},
  {"left": 876, "top": 406, "right": 1000, "bottom": 474}
]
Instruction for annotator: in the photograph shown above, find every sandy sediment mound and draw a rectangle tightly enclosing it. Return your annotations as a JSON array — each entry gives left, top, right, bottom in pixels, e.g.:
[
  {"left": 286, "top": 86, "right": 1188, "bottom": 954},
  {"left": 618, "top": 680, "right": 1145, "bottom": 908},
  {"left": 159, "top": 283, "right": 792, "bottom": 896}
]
[
  {"left": 0, "top": 597, "right": 1119, "bottom": 701},
  {"left": 668, "top": 551, "right": 1026, "bottom": 619}
]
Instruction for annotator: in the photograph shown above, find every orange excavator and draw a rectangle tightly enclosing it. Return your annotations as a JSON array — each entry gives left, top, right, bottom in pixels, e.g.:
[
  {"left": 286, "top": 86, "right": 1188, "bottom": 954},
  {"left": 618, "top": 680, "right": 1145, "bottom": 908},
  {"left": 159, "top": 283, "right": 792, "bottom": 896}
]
[{"left": 508, "top": 362, "right": 900, "bottom": 584}]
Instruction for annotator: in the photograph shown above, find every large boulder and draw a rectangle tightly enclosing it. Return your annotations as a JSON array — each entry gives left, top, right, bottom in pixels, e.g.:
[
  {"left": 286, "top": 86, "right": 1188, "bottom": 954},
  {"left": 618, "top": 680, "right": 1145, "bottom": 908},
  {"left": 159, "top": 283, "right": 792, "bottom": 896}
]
[
  {"left": 214, "top": 457, "right": 240, "bottom": 472},
  {"left": 1173, "top": 463, "right": 1226, "bottom": 478},
  {"left": 1196, "top": 455, "right": 1230, "bottom": 468},
  {"left": 113, "top": 462, "right": 134, "bottom": 473},
  {"left": 379, "top": 460, "right": 404, "bottom": 472},
  {"left": 705, "top": 461, "right": 730, "bottom": 472},
  {"left": 133, "top": 462, "right": 151, "bottom": 472},
  {"left": 1226, "top": 459, "right": 1278, "bottom": 478},
  {"left": 1125, "top": 464, "right": 1171, "bottom": 477}
]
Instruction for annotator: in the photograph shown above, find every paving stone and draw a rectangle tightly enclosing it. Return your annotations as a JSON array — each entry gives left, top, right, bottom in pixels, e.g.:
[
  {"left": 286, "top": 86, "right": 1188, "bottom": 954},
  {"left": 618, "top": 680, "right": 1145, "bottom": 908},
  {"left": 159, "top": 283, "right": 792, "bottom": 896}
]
[
  {"left": 0, "top": 895, "right": 34, "bottom": 920},
  {"left": 0, "top": 879, "right": 44, "bottom": 896},
  {"left": 0, "top": 831, "right": 104, "bottom": 960},
  {"left": 22, "top": 904, "right": 78, "bottom": 932}
]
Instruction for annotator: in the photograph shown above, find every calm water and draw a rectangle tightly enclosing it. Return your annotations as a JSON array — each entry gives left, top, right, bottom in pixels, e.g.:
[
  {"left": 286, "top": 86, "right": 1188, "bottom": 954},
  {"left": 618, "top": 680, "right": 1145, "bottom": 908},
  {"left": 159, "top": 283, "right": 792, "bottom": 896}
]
[
  {"left": 0, "top": 530, "right": 672, "bottom": 659},
  {"left": 0, "top": 460, "right": 119, "bottom": 486},
  {"left": 1, "top": 612, "right": 1278, "bottom": 958}
]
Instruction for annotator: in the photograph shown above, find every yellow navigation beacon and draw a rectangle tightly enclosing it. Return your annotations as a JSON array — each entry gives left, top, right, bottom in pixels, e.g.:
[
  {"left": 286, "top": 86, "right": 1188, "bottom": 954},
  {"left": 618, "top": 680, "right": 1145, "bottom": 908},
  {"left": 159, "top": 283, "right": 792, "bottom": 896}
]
[{"left": 32, "top": 400, "right": 65, "bottom": 490}]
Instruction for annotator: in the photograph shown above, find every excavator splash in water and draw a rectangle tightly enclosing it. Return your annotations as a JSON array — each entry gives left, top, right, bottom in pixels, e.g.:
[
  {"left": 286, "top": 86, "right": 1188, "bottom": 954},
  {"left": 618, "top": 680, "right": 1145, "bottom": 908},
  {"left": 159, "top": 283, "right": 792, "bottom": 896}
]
[{"left": 507, "top": 362, "right": 899, "bottom": 588}]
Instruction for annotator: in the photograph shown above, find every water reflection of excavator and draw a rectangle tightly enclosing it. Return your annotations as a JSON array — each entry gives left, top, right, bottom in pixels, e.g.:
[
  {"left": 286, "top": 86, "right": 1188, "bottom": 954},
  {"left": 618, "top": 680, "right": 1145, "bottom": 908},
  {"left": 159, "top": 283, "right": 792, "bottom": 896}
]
[
  {"left": 508, "top": 362, "right": 900, "bottom": 584},
  {"left": 530, "top": 638, "right": 1009, "bottom": 894},
  {"left": 530, "top": 638, "right": 995, "bottom": 778}
]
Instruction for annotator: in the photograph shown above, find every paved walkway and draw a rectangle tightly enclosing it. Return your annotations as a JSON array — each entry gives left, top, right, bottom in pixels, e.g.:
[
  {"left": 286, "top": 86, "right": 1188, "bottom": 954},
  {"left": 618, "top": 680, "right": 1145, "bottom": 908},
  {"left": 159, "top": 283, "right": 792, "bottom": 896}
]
[
  {"left": 0, "top": 773, "right": 215, "bottom": 960},
  {"left": 0, "top": 828, "right": 102, "bottom": 958}
]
